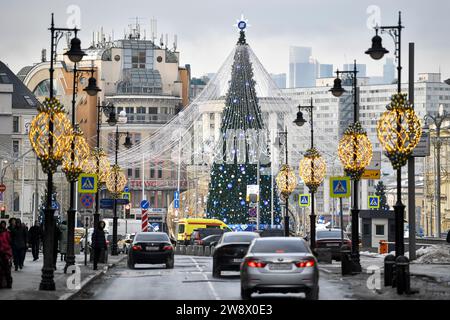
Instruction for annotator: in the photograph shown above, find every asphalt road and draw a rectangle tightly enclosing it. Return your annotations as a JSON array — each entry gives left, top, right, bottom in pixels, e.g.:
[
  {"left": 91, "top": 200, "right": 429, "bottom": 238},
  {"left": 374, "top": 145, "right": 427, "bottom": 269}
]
[{"left": 74, "top": 255, "right": 354, "bottom": 300}]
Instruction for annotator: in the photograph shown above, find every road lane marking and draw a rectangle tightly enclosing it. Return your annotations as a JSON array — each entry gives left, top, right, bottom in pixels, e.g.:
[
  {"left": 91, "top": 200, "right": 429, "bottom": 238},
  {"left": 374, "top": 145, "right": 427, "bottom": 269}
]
[{"left": 190, "top": 257, "right": 220, "bottom": 300}]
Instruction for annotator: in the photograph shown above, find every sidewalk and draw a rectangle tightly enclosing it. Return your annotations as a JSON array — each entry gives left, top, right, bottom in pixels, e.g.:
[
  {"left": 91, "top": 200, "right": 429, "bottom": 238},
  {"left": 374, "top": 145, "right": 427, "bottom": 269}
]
[{"left": 0, "top": 250, "right": 125, "bottom": 300}]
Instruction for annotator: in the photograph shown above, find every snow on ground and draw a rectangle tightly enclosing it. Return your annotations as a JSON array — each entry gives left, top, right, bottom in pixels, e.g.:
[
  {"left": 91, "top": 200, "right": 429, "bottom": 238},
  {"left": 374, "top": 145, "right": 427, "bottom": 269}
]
[{"left": 415, "top": 245, "right": 450, "bottom": 264}]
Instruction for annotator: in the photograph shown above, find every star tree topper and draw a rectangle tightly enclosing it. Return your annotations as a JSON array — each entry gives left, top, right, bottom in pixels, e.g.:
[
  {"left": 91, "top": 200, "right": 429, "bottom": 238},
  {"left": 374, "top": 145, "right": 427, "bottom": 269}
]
[{"left": 234, "top": 14, "right": 251, "bottom": 32}]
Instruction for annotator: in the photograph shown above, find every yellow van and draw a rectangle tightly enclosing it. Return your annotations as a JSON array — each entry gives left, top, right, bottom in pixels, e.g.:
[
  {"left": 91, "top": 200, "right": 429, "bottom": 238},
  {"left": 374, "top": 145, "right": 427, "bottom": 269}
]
[{"left": 177, "top": 218, "right": 230, "bottom": 244}]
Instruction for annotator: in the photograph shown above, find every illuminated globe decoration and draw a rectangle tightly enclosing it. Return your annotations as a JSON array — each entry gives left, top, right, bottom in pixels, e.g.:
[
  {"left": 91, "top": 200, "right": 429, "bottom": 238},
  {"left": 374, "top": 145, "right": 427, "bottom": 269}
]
[
  {"left": 106, "top": 164, "right": 127, "bottom": 197},
  {"left": 337, "top": 122, "right": 373, "bottom": 180},
  {"left": 62, "top": 125, "right": 90, "bottom": 182},
  {"left": 28, "top": 97, "right": 73, "bottom": 173},
  {"left": 377, "top": 93, "right": 422, "bottom": 169},
  {"left": 299, "top": 147, "right": 327, "bottom": 193},
  {"left": 83, "top": 148, "right": 111, "bottom": 183},
  {"left": 235, "top": 14, "right": 250, "bottom": 31},
  {"left": 275, "top": 164, "right": 297, "bottom": 198}
]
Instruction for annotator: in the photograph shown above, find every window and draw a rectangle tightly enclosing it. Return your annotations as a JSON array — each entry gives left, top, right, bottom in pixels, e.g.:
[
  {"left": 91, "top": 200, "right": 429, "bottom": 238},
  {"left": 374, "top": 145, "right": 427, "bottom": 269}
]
[
  {"left": 13, "top": 192, "right": 20, "bottom": 212},
  {"left": 375, "top": 225, "right": 385, "bottom": 236},
  {"left": 148, "top": 107, "right": 158, "bottom": 114},
  {"left": 127, "top": 168, "right": 133, "bottom": 177},
  {"left": 131, "top": 49, "right": 146, "bottom": 69},
  {"left": 12, "top": 140, "right": 19, "bottom": 156},
  {"left": 251, "top": 239, "right": 308, "bottom": 253},
  {"left": 13, "top": 116, "right": 19, "bottom": 133},
  {"left": 150, "top": 167, "right": 155, "bottom": 178},
  {"left": 135, "top": 168, "right": 140, "bottom": 179},
  {"left": 158, "top": 168, "right": 162, "bottom": 179},
  {"left": 136, "top": 107, "right": 146, "bottom": 121},
  {"left": 24, "top": 95, "right": 36, "bottom": 107},
  {"left": 363, "top": 224, "right": 370, "bottom": 235}
]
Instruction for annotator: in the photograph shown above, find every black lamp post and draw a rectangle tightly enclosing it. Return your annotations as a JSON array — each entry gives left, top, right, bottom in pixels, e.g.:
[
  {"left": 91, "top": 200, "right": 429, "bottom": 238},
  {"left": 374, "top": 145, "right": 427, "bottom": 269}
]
[
  {"left": 366, "top": 11, "right": 405, "bottom": 257},
  {"left": 294, "top": 98, "right": 319, "bottom": 249},
  {"left": 39, "top": 13, "right": 85, "bottom": 291},
  {"left": 330, "top": 60, "right": 363, "bottom": 273},
  {"left": 111, "top": 126, "right": 132, "bottom": 255},
  {"left": 277, "top": 129, "right": 290, "bottom": 237},
  {"left": 64, "top": 67, "right": 100, "bottom": 274}
]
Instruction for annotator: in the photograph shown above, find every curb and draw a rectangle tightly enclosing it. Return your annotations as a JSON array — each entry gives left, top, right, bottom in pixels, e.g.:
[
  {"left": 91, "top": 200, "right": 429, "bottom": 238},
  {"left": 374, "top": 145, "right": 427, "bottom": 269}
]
[{"left": 59, "top": 255, "right": 126, "bottom": 300}]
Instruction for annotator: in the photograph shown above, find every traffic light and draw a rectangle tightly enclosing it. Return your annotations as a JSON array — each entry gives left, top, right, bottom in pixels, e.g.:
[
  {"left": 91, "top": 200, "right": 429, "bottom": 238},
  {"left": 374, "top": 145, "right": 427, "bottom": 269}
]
[{"left": 125, "top": 204, "right": 131, "bottom": 219}]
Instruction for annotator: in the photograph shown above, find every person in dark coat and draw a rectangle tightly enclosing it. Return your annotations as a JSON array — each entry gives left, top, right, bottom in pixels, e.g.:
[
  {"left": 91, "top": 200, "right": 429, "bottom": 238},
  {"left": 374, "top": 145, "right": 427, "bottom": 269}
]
[
  {"left": 28, "top": 221, "right": 41, "bottom": 261},
  {"left": 0, "top": 221, "right": 13, "bottom": 288},
  {"left": 91, "top": 221, "right": 107, "bottom": 270},
  {"left": 10, "top": 218, "right": 27, "bottom": 271},
  {"left": 53, "top": 223, "right": 62, "bottom": 270},
  {"left": 446, "top": 229, "right": 450, "bottom": 243}
]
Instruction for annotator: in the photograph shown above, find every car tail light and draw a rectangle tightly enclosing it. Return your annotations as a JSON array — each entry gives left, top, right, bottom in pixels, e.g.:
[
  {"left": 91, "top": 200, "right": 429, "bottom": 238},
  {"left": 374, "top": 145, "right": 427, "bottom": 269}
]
[
  {"left": 132, "top": 245, "right": 142, "bottom": 251},
  {"left": 246, "top": 260, "right": 267, "bottom": 268},
  {"left": 163, "top": 245, "right": 173, "bottom": 251},
  {"left": 106, "top": 240, "right": 110, "bottom": 245},
  {"left": 295, "top": 259, "right": 315, "bottom": 268}
]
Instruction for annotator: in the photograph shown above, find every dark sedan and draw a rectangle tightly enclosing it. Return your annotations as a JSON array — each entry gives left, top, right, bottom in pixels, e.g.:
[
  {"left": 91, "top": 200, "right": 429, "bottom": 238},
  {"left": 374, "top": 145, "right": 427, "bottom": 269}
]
[
  {"left": 316, "top": 229, "right": 351, "bottom": 260},
  {"left": 212, "top": 231, "right": 260, "bottom": 278},
  {"left": 127, "top": 232, "right": 174, "bottom": 269},
  {"left": 195, "top": 234, "right": 222, "bottom": 247}
]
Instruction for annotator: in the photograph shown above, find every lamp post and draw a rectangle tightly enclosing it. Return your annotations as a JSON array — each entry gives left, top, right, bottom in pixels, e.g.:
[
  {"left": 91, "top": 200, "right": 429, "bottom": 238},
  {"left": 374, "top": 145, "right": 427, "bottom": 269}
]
[
  {"left": 275, "top": 128, "right": 296, "bottom": 237},
  {"left": 424, "top": 105, "right": 450, "bottom": 238},
  {"left": 108, "top": 126, "right": 132, "bottom": 255},
  {"left": 330, "top": 60, "right": 373, "bottom": 273},
  {"left": 63, "top": 66, "right": 100, "bottom": 273},
  {"left": 295, "top": 98, "right": 326, "bottom": 250},
  {"left": 28, "top": 13, "right": 85, "bottom": 291}
]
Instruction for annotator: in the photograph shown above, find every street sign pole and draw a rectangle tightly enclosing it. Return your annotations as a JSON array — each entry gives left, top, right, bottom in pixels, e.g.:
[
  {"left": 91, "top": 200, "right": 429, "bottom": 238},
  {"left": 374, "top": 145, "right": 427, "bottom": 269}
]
[{"left": 340, "top": 198, "right": 344, "bottom": 246}]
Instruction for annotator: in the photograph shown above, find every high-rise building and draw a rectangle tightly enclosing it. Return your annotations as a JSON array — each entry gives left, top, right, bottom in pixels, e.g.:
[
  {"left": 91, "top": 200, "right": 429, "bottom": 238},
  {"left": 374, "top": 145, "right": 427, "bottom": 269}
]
[
  {"left": 270, "top": 73, "right": 286, "bottom": 89},
  {"left": 318, "top": 64, "right": 333, "bottom": 78},
  {"left": 383, "top": 58, "right": 396, "bottom": 84},
  {"left": 289, "top": 46, "right": 315, "bottom": 88},
  {"left": 343, "top": 63, "right": 367, "bottom": 77}
]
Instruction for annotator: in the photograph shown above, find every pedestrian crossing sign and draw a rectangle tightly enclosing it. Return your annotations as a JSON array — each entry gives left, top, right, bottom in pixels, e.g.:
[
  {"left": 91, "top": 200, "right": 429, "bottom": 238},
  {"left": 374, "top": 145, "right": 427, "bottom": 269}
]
[
  {"left": 121, "top": 192, "right": 131, "bottom": 201},
  {"left": 299, "top": 194, "right": 310, "bottom": 207},
  {"left": 368, "top": 196, "right": 380, "bottom": 209},
  {"left": 330, "top": 176, "right": 351, "bottom": 198},
  {"left": 78, "top": 174, "right": 98, "bottom": 194}
]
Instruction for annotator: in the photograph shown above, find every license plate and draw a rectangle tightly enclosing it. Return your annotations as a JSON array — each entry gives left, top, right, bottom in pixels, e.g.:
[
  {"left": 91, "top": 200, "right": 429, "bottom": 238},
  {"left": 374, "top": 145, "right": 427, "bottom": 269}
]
[
  {"left": 146, "top": 246, "right": 159, "bottom": 251},
  {"left": 326, "top": 243, "right": 339, "bottom": 247},
  {"left": 233, "top": 258, "right": 243, "bottom": 263},
  {"left": 269, "top": 263, "right": 292, "bottom": 270}
]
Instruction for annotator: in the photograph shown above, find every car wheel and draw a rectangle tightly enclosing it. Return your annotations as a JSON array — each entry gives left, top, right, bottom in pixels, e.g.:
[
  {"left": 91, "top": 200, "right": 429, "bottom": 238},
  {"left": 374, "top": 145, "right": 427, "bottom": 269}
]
[
  {"left": 240, "top": 286, "right": 252, "bottom": 300},
  {"left": 305, "top": 286, "right": 319, "bottom": 300},
  {"left": 127, "top": 259, "right": 135, "bottom": 269},
  {"left": 212, "top": 260, "right": 221, "bottom": 278},
  {"left": 166, "top": 256, "right": 174, "bottom": 269}
]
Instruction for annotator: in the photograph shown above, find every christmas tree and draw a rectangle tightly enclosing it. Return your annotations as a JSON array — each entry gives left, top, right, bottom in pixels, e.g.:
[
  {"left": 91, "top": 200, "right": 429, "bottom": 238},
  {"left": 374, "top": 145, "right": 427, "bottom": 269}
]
[
  {"left": 375, "top": 181, "right": 390, "bottom": 211},
  {"left": 205, "top": 29, "right": 281, "bottom": 226}
]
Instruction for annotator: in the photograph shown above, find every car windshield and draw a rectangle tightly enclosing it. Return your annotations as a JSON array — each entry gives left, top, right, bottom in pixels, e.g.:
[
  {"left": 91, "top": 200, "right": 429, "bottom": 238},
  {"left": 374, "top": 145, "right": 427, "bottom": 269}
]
[
  {"left": 222, "top": 233, "right": 258, "bottom": 243},
  {"left": 251, "top": 240, "right": 308, "bottom": 253},
  {"left": 135, "top": 233, "right": 169, "bottom": 242},
  {"left": 317, "top": 230, "right": 346, "bottom": 239}
]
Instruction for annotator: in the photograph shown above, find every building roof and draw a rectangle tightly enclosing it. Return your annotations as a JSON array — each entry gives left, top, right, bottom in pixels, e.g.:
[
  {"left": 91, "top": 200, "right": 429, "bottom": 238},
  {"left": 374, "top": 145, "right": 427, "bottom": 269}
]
[
  {"left": 16, "top": 65, "right": 34, "bottom": 82},
  {"left": 0, "top": 61, "right": 40, "bottom": 109}
]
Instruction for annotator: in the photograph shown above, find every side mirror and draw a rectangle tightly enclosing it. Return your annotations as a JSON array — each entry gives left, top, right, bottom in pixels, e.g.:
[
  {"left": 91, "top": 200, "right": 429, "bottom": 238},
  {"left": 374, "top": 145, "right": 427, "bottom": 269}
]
[{"left": 210, "top": 241, "right": 217, "bottom": 247}]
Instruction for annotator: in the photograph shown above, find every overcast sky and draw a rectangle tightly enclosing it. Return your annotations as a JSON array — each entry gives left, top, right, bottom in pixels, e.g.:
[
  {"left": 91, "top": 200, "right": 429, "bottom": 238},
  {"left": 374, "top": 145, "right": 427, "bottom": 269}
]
[{"left": 1, "top": 0, "right": 449, "bottom": 80}]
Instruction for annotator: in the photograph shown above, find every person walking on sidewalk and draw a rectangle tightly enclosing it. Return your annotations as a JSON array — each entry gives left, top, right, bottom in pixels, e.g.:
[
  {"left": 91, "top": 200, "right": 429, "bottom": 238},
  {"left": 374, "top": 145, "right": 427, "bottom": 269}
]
[
  {"left": 28, "top": 221, "right": 41, "bottom": 261},
  {"left": 10, "top": 218, "right": 27, "bottom": 271},
  {"left": 0, "top": 221, "right": 13, "bottom": 288},
  {"left": 446, "top": 229, "right": 450, "bottom": 243},
  {"left": 59, "top": 221, "right": 68, "bottom": 262},
  {"left": 91, "top": 221, "right": 107, "bottom": 270},
  {"left": 53, "top": 222, "right": 62, "bottom": 270}
]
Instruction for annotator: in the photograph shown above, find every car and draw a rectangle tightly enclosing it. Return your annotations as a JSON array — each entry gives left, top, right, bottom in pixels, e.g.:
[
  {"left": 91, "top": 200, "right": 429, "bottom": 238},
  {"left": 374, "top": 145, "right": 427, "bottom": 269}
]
[
  {"left": 118, "top": 234, "right": 135, "bottom": 253},
  {"left": 196, "top": 234, "right": 222, "bottom": 247},
  {"left": 191, "top": 228, "right": 225, "bottom": 245},
  {"left": 240, "top": 237, "right": 319, "bottom": 300},
  {"left": 127, "top": 232, "right": 174, "bottom": 269},
  {"left": 259, "top": 229, "right": 285, "bottom": 237},
  {"left": 212, "top": 231, "right": 260, "bottom": 278},
  {"left": 315, "top": 229, "right": 351, "bottom": 260},
  {"left": 107, "top": 234, "right": 126, "bottom": 253}
]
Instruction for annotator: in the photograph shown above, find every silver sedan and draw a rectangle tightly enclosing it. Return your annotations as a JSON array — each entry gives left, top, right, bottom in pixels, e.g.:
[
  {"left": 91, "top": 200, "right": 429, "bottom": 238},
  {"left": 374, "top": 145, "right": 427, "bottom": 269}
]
[{"left": 240, "top": 237, "right": 319, "bottom": 300}]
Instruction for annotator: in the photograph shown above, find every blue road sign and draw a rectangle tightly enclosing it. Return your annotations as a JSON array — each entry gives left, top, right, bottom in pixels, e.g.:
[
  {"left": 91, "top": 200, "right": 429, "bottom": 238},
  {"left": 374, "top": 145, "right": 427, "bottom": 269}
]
[
  {"left": 330, "top": 176, "right": 351, "bottom": 198},
  {"left": 368, "top": 196, "right": 380, "bottom": 209},
  {"left": 174, "top": 191, "right": 180, "bottom": 209},
  {"left": 141, "top": 199, "right": 150, "bottom": 209},
  {"left": 78, "top": 174, "right": 97, "bottom": 194},
  {"left": 100, "top": 199, "right": 114, "bottom": 209},
  {"left": 124, "top": 186, "right": 129, "bottom": 192}
]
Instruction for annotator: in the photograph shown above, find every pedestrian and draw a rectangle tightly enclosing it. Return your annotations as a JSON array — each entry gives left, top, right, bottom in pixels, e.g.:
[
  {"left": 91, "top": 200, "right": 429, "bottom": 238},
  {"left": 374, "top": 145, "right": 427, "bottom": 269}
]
[
  {"left": 91, "top": 221, "right": 107, "bottom": 270},
  {"left": 28, "top": 221, "right": 41, "bottom": 261},
  {"left": 53, "top": 223, "right": 61, "bottom": 270},
  {"left": 0, "top": 221, "right": 13, "bottom": 288},
  {"left": 10, "top": 218, "right": 27, "bottom": 271},
  {"left": 59, "top": 221, "right": 68, "bottom": 262},
  {"left": 446, "top": 229, "right": 450, "bottom": 243}
]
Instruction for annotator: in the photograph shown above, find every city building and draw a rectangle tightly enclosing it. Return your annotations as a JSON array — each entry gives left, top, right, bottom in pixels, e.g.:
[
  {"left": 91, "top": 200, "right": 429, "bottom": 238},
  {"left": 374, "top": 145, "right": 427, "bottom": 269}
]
[
  {"left": 318, "top": 64, "right": 333, "bottom": 78},
  {"left": 343, "top": 63, "right": 367, "bottom": 78},
  {"left": 289, "top": 46, "right": 315, "bottom": 88},
  {"left": 270, "top": 73, "right": 287, "bottom": 89},
  {"left": 383, "top": 58, "right": 396, "bottom": 85}
]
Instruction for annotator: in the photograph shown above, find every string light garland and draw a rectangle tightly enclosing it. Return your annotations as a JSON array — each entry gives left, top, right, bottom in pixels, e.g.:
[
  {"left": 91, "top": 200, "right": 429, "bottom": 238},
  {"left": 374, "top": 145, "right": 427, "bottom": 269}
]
[
  {"left": 62, "top": 125, "right": 90, "bottom": 182},
  {"left": 83, "top": 148, "right": 111, "bottom": 183},
  {"left": 28, "top": 97, "right": 73, "bottom": 173},
  {"left": 377, "top": 93, "right": 422, "bottom": 169},
  {"left": 276, "top": 164, "right": 297, "bottom": 197},
  {"left": 106, "top": 164, "right": 127, "bottom": 197},
  {"left": 299, "top": 147, "right": 326, "bottom": 193},
  {"left": 338, "top": 122, "right": 373, "bottom": 180}
]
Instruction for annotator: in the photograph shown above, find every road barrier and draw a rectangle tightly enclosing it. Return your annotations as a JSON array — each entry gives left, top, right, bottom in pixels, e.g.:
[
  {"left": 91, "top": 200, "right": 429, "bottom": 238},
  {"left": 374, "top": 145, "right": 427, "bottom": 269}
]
[
  {"left": 204, "top": 246, "right": 211, "bottom": 256},
  {"left": 180, "top": 245, "right": 186, "bottom": 255},
  {"left": 197, "top": 246, "right": 204, "bottom": 256},
  {"left": 187, "top": 245, "right": 193, "bottom": 255}
]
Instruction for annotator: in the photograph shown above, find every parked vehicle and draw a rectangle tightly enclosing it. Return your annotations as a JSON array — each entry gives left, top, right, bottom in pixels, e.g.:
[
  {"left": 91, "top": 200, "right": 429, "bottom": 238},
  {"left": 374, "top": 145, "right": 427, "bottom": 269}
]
[
  {"left": 315, "top": 228, "right": 351, "bottom": 260},
  {"left": 240, "top": 237, "right": 319, "bottom": 300},
  {"left": 177, "top": 218, "right": 230, "bottom": 245},
  {"left": 212, "top": 231, "right": 260, "bottom": 278},
  {"left": 258, "top": 229, "right": 285, "bottom": 237},
  {"left": 195, "top": 234, "right": 222, "bottom": 247},
  {"left": 190, "top": 228, "right": 225, "bottom": 245},
  {"left": 127, "top": 232, "right": 174, "bottom": 269}
]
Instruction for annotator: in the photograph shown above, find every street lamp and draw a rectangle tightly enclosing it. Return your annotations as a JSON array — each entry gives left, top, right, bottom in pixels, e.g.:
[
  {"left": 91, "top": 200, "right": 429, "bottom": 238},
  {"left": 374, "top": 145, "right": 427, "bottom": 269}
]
[
  {"left": 295, "top": 98, "right": 326, "bottom": 249},
  {"left": 423, "top": 107, "right": 449, "bottom": 237},
  {"left": 108, "top": 126, "right": 132, "bottom": 255},
  {"left": 275, "top": 164, "right": 297, "bottom": 237},
  {"left": 330, "top": 60, "right": 373, "bottom": 273}
]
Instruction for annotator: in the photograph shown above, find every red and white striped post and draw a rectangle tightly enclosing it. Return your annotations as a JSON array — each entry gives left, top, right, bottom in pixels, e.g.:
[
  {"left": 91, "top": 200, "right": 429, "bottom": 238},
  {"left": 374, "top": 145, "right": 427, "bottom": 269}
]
[{"left": 141, "top": 209, "right": 148, "bottom": 232}]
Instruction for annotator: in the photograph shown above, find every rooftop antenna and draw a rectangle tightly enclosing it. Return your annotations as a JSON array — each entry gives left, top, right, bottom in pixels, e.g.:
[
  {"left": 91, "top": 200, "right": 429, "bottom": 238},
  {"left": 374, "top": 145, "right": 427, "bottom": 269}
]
[
  {"left": 92, "top": 31, "right": 95, "bottom": 47},
  {"left": 160, "top": 33, "right": 164, "bottom": 47},
  {"left": 165, "top": 34, "right": 168, "bottom": 49},
  {"left": 173, "top": 34, "right": 177, "bottom": 51},
  {"left": 151, "top": 18, "right": 157, "bottom": 44}
]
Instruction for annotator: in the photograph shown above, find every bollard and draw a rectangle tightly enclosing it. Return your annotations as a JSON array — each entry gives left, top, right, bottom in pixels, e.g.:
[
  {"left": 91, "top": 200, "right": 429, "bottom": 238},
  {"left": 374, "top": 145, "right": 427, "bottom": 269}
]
[
  {"left": 204, "top": 246, "right": 211, "bottom": 256},
  {"left": 340, "top": 245, "right": 352, "bottom": 276},
  {"left": 180, "top": 245, "right": 186, "bottom": 255},
  {"left": 211, "top": 246, "right": 215, "bottom": 255},
  {"left": 384, "top": 254, "right": 396, "bottom": 287},
  {"left": 193, "top": 245, "right": 199, "bottom": 256},
  {"left": 379, "top": 240, "right": 388, "bottom": 254},
  {"left": 187, "top": 245, "right": 193, "bottom": 255},
  {"left": 175, "top": 245, "right": 180, "bottom": 255},
  {"left": 395, "top": 255, "right": 410, "bottom": 295},
  {"left": 197, "top": 246, "right": 204, "bottom": 256}
]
